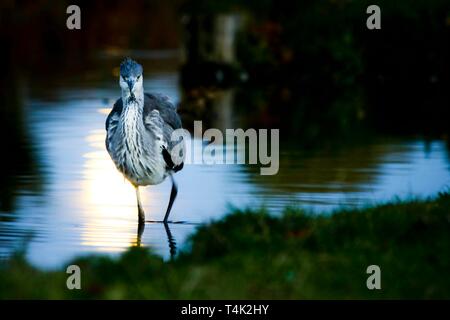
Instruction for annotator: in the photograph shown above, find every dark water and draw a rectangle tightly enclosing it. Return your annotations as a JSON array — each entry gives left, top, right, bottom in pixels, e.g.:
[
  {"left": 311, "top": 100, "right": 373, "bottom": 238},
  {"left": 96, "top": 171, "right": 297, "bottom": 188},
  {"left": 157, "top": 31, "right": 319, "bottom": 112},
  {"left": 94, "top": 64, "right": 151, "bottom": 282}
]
[{"left": 1, "top": 63, "right": 449, "bottom": 269}]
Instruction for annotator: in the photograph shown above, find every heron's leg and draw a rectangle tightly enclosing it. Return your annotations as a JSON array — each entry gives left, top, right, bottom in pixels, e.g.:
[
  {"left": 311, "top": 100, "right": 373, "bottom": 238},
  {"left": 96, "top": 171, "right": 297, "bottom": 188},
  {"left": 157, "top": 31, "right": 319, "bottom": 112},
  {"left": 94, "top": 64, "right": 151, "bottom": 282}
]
[
  {"left": 163, "top": 175, "right": 178, "bottom": 223},
  {"left": 135, "top": 186, "right": 145, "bottom": 224}
]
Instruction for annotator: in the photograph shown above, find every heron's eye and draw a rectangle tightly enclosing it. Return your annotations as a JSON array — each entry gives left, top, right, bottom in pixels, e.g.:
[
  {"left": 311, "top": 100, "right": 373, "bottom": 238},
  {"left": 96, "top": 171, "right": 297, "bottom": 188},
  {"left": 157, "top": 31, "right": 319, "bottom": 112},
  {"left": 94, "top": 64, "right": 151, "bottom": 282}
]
[{"left": 137, "top": 75, "right": 141, "bottom": 80}]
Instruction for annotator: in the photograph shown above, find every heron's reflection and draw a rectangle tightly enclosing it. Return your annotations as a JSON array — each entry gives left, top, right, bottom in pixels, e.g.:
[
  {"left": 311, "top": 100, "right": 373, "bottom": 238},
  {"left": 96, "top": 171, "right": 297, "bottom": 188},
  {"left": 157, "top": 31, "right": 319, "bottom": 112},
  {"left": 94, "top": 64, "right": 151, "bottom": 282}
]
[
  {"left": 163, "top": 223, "right": 177, "bottom": 259},
  {"left": 136, "top": 222, "right": 145, "bottom": 248},
  {"left": 135, "top": 221, "right": 177, "bottom": 259}
]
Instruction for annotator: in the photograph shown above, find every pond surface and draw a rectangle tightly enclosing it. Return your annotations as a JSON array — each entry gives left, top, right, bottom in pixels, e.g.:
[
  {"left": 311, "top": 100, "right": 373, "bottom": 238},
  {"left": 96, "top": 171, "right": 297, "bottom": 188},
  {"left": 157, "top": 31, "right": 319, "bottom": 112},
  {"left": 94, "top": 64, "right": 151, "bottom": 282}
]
[{"left": 1, "top": 64, "right": 449, "bottom": 269}]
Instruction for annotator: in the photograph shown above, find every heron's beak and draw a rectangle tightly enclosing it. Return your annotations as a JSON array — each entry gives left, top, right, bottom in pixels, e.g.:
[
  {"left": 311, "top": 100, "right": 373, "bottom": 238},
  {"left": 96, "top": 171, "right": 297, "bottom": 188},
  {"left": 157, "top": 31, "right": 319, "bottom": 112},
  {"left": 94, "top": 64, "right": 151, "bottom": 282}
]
[{"left": 127, "top": 79, "right": 135, "bottom": 92}]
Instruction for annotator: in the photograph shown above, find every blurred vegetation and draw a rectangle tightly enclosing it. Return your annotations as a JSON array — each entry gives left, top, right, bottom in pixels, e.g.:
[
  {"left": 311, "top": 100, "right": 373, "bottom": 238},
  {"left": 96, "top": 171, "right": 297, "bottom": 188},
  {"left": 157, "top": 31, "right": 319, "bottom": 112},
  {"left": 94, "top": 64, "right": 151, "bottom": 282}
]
[
  {"left": 0, "top": 42, "right": 42, "bottom": 212},
  {"left": 1, "top": 0, "right": 449, "bottom": 144},
  {"left": 182, "top": 0, "right": 450, "bottom": 145},
  {"left": 0, "top": 0, "right": 182, "bottom": 73},
  {"left": 1, "top": 192, "right": 449, "bottom": 299}
]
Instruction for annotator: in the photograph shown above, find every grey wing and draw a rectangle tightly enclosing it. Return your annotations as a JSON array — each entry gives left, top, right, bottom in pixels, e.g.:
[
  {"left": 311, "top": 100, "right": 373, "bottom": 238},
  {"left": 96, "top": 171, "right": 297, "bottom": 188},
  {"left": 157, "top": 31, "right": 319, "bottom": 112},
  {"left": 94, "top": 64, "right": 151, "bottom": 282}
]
[
  {"left": 143, "top": 93, "right": 185, "bottom": 169},
  {"left": 105, "top": 98, "right": 123, "bottom": 152},
  {"left": 143, "top": 93, "right": 182, "bottom": 130}
]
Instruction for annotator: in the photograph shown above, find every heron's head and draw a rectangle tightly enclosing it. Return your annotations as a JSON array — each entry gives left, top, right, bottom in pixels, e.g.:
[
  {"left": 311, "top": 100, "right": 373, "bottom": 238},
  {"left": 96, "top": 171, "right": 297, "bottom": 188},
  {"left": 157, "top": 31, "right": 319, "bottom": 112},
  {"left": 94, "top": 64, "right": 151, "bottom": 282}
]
[{"left": 119, "top": 58, "right": 143, "bottom": 101}]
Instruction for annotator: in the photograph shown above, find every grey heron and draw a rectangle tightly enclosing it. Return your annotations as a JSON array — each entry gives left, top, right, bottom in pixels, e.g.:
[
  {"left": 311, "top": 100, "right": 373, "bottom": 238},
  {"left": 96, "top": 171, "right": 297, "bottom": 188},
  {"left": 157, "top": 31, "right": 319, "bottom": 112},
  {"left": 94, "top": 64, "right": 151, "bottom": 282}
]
[{"left": 105, "top": 58, "right": 184, "bottom": 225}]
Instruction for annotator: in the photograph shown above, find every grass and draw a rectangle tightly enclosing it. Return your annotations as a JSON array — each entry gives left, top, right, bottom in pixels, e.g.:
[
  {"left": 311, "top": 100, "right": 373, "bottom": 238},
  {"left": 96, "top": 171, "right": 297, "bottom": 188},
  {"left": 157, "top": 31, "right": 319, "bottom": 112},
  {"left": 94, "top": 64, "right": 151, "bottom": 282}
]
[{"left": 1, "top": 192, "right": 449, "bottom": 299}]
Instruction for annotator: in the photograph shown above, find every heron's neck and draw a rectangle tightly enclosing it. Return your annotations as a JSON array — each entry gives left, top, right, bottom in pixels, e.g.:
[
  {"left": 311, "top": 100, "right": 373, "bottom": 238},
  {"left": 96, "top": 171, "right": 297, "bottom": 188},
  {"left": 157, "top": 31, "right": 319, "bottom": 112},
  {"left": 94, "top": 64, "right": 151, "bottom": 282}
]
[{"left": 121, "top": 95, "right": 144, "bottom": 138}]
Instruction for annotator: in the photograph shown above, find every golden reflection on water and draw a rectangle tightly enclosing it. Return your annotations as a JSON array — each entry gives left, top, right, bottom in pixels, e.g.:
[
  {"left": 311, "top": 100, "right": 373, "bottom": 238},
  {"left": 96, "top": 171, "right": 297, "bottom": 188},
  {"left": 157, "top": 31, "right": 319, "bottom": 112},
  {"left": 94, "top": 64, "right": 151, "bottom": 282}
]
[{"left": 79, "top": 126, "right": 141, "bottom": 252}]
